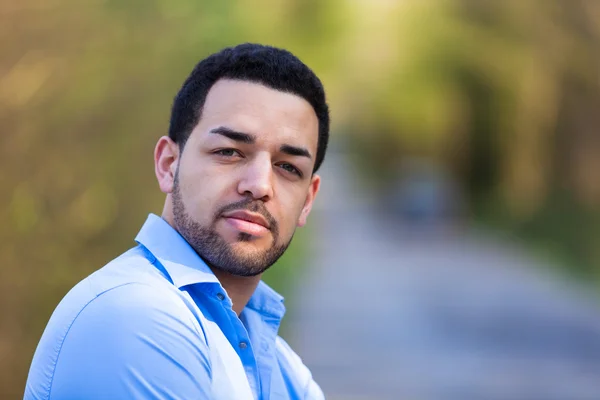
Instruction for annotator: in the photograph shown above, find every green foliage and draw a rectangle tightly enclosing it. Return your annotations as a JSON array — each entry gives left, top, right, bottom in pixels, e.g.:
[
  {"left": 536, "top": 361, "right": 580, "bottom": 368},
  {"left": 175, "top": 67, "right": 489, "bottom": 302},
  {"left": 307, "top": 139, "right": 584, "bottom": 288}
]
[{"left": 343, "top": 0, "right": 600, "bottom": 282}]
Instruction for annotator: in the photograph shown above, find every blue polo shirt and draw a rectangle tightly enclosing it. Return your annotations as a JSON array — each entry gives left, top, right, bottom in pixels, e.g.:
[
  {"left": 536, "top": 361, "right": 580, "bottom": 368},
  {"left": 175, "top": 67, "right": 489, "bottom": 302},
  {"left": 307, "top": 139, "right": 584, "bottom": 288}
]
[{"left": 25, "top": 214, "right": 324, "bottom": 400}]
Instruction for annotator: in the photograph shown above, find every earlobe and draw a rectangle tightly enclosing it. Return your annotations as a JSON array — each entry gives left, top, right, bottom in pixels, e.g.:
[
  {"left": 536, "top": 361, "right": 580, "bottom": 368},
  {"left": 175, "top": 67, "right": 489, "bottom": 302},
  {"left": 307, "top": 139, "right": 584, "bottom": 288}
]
[
  {"left": 154, "top": 136, "right": 179, "bottom": 194},
  {"left": 297, "top": 174, "right": 321, "bottom": 227}
]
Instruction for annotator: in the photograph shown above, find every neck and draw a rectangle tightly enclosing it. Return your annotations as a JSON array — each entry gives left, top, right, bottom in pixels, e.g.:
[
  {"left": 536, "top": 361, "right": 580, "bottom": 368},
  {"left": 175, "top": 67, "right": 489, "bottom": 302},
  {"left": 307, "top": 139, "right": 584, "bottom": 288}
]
[{"left": 210, "top": 268, "right": 262, "bottom": 315}]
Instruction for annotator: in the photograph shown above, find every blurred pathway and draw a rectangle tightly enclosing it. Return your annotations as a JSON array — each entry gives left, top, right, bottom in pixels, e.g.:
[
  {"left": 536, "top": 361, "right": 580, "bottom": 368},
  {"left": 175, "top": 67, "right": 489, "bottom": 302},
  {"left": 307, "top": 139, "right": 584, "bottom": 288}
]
[{"left": 287, "top": 148, "right": 600, "bottom": 400}]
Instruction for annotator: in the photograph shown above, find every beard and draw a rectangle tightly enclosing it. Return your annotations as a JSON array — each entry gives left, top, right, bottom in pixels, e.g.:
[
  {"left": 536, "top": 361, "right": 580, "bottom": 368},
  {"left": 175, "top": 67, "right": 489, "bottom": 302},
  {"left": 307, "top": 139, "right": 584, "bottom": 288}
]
[{"left": 171, "top": 171, "right": 292, "bottom": 277}]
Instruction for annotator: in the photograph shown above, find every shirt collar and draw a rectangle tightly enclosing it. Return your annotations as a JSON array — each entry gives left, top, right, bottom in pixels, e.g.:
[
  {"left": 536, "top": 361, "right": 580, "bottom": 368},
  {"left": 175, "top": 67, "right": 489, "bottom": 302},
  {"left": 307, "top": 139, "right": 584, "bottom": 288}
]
[
  {"left": 135, "top": 214, "right": 286, "bottom": 319},
  {"left": 247, "top": 281, "right": 286, "bottom": 320},
  {"left": 135, "top": 214, "right": 219, "bottom": 287}
]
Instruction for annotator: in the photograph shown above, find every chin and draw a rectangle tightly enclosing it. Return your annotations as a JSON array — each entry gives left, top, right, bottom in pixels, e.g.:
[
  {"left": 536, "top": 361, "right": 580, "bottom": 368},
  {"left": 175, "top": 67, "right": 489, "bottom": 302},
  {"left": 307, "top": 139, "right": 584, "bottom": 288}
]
[
  {"left": 228, "top": 240, "right": 270, "bottom": 255},
  {"left": 219, "top": 229, "right": 271, "bottom": 245}
]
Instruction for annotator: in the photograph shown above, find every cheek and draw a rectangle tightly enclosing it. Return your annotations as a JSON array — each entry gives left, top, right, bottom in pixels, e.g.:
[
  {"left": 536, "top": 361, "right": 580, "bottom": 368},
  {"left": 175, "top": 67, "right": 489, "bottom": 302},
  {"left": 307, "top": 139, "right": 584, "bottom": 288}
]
[
  {"left": 179, "top": 169, "right": 229, "bottom": 222},
  {"left": 275, "top": 189, "right": 308, "bottom": 232}
]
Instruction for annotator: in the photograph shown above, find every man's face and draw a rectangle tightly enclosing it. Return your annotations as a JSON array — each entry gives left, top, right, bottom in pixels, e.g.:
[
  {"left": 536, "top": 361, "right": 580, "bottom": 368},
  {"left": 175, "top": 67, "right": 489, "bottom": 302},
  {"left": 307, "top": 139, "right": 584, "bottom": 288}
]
[{"left": 164, "top": 79, "right": 320, "bottom": 277}]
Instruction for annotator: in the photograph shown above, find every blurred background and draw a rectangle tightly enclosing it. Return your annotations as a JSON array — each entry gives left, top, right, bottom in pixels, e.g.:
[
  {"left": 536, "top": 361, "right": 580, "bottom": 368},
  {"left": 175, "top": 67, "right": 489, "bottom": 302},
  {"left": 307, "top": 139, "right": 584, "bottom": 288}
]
[{"left": 2, "top": 0, "right": 600, "bottom": 399}]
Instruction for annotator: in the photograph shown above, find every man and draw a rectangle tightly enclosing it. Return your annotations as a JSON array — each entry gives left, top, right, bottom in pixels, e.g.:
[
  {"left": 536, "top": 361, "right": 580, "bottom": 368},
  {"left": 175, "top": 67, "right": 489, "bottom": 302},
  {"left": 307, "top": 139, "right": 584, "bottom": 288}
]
[{"left": 25, "top": 43, "right": 329, "bottom": 400}]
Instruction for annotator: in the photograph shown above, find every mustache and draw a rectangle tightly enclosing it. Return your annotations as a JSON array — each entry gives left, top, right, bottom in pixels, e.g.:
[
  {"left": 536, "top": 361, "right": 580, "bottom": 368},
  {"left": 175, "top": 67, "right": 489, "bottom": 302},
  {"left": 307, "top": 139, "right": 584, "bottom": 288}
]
[{"left": 217, "top": 198, "right": 277, "bottom": 230}]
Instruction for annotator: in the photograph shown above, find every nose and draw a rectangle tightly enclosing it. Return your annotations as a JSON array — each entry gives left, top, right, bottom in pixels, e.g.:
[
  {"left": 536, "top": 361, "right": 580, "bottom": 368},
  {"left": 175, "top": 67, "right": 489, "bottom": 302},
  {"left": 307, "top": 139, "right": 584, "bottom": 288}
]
[{"left": 237, "top": 154, "right": 274, "bottom": 201}]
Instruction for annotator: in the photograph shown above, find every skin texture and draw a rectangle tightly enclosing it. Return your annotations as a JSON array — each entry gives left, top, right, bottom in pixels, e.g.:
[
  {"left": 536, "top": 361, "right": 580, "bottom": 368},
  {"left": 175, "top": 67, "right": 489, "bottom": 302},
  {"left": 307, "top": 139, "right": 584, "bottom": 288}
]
[{"left": 154, "top": 79, "right": 321, "bottom": 314}]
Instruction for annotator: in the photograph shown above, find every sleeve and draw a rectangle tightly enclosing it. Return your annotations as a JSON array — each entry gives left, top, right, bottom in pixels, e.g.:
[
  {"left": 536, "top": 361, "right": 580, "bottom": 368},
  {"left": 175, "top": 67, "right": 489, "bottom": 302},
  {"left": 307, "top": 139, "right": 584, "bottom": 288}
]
[
  {"left": 304, "top": 380, "right": 325, "bottom": 400},
  {"left": 275, "top": 337, "right": 325, "bottom": 400},
  {"left": 47, "top": 283, "right": 212, "bottom": 400}
]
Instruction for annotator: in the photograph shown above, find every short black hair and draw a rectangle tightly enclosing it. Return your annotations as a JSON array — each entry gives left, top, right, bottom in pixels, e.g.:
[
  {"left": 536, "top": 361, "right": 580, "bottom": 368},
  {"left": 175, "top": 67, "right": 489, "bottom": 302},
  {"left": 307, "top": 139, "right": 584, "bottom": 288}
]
[{"left": 168, "top": 43, "right": 330, "bottom": 173}]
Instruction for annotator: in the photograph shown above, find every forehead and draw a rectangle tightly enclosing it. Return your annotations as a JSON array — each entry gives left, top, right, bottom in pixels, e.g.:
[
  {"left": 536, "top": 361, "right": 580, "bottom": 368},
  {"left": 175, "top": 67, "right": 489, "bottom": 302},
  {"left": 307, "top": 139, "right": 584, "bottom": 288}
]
[{"left": 195, "top": 79, "right": 319, "bottom": 150}]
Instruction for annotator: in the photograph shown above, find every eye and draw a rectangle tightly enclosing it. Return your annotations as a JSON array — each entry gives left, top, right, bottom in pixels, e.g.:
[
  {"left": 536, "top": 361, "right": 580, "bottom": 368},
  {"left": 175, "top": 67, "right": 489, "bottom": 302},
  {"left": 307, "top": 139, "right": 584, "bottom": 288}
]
[
  {"left": 214, "top": 148, "right": 242, "bottom": 157},
  {"left": 278, "top": 163, "right": 302, "bottom": 177}
]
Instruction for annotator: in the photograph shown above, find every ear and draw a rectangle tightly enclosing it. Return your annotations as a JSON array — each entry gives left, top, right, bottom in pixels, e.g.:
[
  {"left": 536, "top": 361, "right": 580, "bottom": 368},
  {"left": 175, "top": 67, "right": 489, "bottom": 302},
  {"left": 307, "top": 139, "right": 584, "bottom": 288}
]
[
  {"left": 297, "top": 174, "right": 321, "bottom": 227},
  {"left": 154, "top": 136, "right": 180, "bottom": 194}
]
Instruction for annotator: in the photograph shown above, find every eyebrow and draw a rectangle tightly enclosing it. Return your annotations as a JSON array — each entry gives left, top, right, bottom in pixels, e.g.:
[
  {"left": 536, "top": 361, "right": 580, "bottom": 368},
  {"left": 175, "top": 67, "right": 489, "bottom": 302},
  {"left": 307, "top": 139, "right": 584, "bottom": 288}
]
[
  {"left": 209, "top": 126, "right": 256, "bottom": 144},
  {"left": 210, "top": 125, "right": 312, "bottom": 159},
  {"left": 280, "top": 144, "right": 312, "bottom": 160}
]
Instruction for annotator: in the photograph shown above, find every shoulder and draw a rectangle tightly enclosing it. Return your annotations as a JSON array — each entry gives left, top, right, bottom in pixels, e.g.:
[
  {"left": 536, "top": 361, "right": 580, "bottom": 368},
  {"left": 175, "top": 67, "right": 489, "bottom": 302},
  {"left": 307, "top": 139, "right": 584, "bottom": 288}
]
[
  {"left": 53, "top": 281, "right": 207, "bottom": 362},
  {"left": 275, "top": 336, "right": 325, "bottom": 400},
  {"left": 43, "top": 245, "right": 181, "bottom": 339},
  {"left": 25, "top": 249, "right": 208, "bottom": 400},
  {"left": 31, "top": 246, "right": 185, "bottom": 363},
  {"left": 68, "top": 281, "right": 197, "bottom": 331}
]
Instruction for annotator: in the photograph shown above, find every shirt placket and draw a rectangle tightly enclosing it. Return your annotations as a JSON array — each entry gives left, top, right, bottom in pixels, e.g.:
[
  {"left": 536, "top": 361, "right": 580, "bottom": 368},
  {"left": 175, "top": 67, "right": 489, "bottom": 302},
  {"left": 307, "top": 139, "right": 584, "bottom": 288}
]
[
  {"left": 244, "top": 310, "right": 282, "bottom": 400},
  {"left": 213, "top": 290, "right": 262, "bottom": 400}
]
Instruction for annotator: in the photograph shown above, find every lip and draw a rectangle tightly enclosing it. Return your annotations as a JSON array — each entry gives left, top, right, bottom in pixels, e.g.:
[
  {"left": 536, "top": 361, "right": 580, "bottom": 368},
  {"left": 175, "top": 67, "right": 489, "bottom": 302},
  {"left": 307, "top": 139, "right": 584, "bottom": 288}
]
[{"left": 222, "top": 210, "right": 270, "bottom": 230}]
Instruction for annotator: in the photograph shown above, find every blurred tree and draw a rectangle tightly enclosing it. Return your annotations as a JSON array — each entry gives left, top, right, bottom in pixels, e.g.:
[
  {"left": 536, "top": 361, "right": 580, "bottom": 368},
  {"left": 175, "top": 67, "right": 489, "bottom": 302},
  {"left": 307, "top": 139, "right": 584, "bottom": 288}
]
[{"left": 340, "top": 0, "right": 600, "bottom": 281}]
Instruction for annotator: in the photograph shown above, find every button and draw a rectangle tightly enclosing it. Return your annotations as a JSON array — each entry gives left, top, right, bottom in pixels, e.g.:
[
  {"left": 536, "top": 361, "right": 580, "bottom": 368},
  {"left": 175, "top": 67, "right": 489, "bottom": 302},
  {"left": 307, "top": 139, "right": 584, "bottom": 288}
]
[
  {"left": 216, "top": 293, "right": 225, "bottom": 301},
  {"left": 239, "top": 341, "right": 248, "bottom": 349}
]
